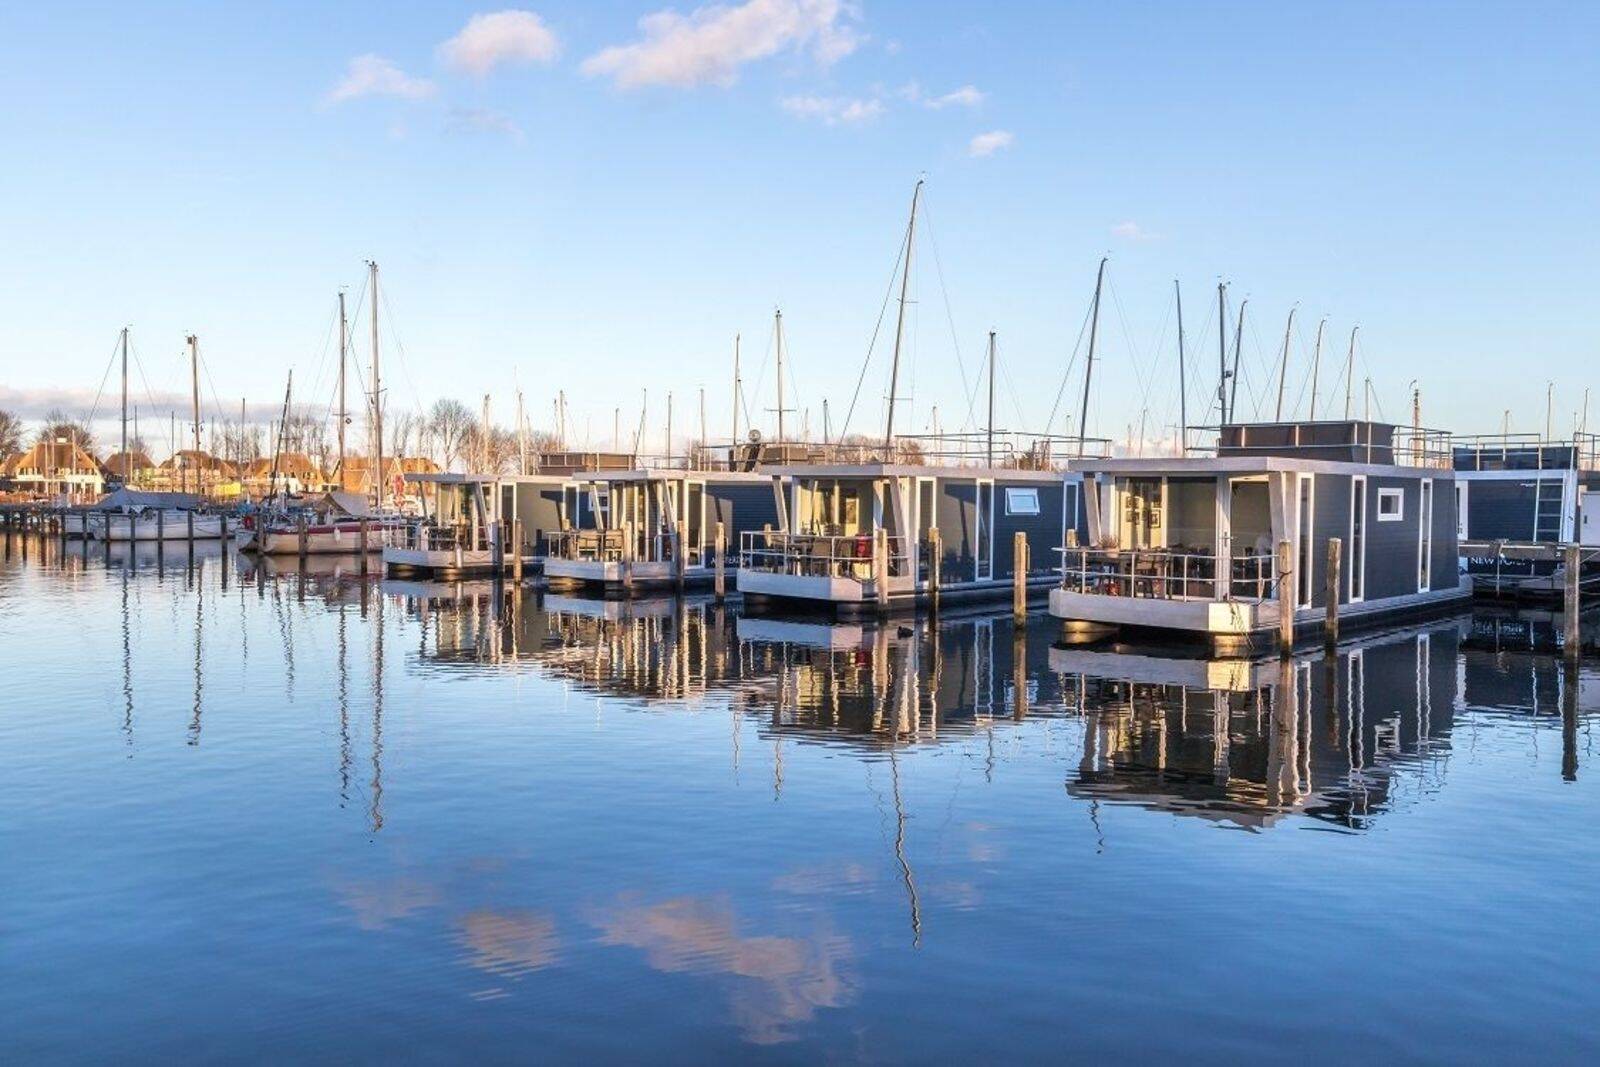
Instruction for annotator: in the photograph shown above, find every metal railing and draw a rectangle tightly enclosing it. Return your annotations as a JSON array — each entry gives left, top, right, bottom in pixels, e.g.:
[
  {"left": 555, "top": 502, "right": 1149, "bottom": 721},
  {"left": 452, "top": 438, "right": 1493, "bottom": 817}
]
[
  {"left": 1451, "top": 432, "right": 1600, "bottom": 472},
  {"left": 894, "top": 431, "right": 1112, "bottom": 467},
  {"left": 739, "top": 530, "right": 910, "bottom": 579},
  {"left": 544, "top": 527, "right": 704, "bottom": 565},
  {"left": 1059, "top": 547, "right": 1277, "bottom": 602}
]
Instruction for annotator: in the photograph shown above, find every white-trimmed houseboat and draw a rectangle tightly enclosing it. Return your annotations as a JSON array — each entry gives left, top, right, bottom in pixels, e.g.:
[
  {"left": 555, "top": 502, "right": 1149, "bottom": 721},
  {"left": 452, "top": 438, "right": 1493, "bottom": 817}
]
[{"left": 1049, "top": 420, "right": 1469, "bottom": 654}]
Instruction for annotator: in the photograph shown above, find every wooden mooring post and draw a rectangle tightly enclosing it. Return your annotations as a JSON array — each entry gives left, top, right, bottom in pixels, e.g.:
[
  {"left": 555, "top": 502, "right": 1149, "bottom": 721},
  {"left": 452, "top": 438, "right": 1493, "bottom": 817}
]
[
  {"left": 1564, "top": 543, "right": 1581, "bottom": 661},
  {"left": 1013, "top": 531, "right": 1029, "bottom": 624},
  {"left": 511, "top": 519, "right": 524, "bottom": 582},
  {"left": 186, "top": 511, "right": 195, "bottom": 557},
  {"left": 358, "top": 517, "right": 369, "bottom": 574},
  {"left": 1277, "top": 539, "right": 1294, "bottom": 656},
  {"left": 874, "top": 527, "right": 889, "bottom": 616},
  {"left": 1325, "top": 538, "right": 1342, "bottom": 651},
  {"left": 674, "top": 520, "right": 687, "bottom": 594},
  {"left": 297, "top": 516, "right": 309, "bottom": 564},
  {"left": 714, "top": 521, "right": 726, "bottom": 602},
  {"left": 927, "top": 526, "right": 941, "bottom": 614}
]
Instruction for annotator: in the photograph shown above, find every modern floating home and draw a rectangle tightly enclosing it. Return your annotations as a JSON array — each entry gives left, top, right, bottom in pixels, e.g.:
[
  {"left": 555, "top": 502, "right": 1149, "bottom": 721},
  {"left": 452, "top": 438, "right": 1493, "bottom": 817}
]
[
  {"left": 542, "top": 468, "right": 779, "bottom": 594},
  {"left": 1048, "top": 420, "right": 1469, "bottom": 653},
  {"left": 383, "top": 471, "right": 573, "bottom": 578},
  {"left": 1452, "top": 432, "right": 1600, "bottom": 596},
  {"left": 736, "top": 460, "right": 1087, "bottom": 617}
]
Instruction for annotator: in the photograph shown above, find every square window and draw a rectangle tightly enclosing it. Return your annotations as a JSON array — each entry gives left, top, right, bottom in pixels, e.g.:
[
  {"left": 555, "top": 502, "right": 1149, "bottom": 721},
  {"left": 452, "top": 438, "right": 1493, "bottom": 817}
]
[
  {"left": 1377, "top": 487, "right": 1404, "bottom": 522},
  {"left": 1005, "top": 487, "right": 1040, "bottom": 516}
]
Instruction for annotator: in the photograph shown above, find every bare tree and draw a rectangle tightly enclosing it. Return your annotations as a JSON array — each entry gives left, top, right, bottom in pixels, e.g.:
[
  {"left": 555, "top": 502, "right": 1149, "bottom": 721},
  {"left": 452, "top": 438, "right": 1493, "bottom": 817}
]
[
  {"left": 0, "top": 410, "right": 22, "bottom": 455},
  {"left": 388, "top": 410, "right": 421, "bottom": 459},
  {"left": 426, "top": 398, "right": 475, "bottom": 470},
  {"left": 37, "top": 409, "right": 96, "bottom": 453}
]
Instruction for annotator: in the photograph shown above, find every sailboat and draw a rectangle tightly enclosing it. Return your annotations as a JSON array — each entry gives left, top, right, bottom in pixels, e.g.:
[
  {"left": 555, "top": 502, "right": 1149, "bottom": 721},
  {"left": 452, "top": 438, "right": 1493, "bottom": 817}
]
[
  {"left": 238, "top": 266, "right": 408, "bottom": 555},
  {"left": 88, "top": 330, "right": 224, "bottom": 541}
]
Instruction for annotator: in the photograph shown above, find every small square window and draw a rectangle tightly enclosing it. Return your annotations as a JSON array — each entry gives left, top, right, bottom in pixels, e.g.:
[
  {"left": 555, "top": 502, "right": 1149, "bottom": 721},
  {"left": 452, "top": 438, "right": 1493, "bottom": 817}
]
[
  {"left": 1005, "top": 487, "right": 1041, "bottom": 516},
  {"left": 1377, "top": 487, "right": 1404, "bottom": 522}
]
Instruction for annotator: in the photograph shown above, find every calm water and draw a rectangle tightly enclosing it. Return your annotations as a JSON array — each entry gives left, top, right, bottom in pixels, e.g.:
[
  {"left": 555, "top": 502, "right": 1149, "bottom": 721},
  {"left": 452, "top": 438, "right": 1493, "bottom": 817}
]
[{"left": 4, "top": 535, "right": 1598, "bottom": 1062}]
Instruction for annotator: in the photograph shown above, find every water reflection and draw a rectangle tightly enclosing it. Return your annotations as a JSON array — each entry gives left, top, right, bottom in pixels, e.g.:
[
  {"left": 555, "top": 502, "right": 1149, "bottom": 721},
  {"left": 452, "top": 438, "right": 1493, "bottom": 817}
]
[{"left": 5, "top": 535, "right": 1600, "bottom": 1055}]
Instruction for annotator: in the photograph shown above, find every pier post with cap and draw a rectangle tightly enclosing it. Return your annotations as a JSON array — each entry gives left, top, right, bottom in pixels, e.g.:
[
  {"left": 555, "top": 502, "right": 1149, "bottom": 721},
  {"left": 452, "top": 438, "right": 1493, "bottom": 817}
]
[
  {"left": 928, "top": 526, "right": 942, "bottom": 613},
  {"left": 1325, "top": 538, "right": 1341, "bottom": 650},
  {"left": 714, "top": 521, "right": 726, "bottom": 601},
  {"left": 1013, "top": 532, "right": 1028, "bottom": 623},
  {"left": 1565, "top": 543, "right": 1581, "bottom": 660},
  {"left": 1277, "top": 539, "right": 1294, "bottom": 656},
  {"left": 512, "top": 519, "right": 523, "bottom": 582},
  {"left": 874, "top": 527, "right": 889, "bottom": 615}
]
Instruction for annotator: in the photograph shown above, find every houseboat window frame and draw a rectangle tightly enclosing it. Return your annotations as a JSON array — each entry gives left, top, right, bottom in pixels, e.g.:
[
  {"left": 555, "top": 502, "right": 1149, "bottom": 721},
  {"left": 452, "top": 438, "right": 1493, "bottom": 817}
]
[
  {"left": 975, "top": 478, "right": 994, "bottom": 581},
  {"left": 1417, "top": 478, "right": 1433, "bottom": 593},
  {"left": 1004, "top": 486, "right": 1041, "bottom": 516},
  {"left": 1349, "top": 475, "right": 1368, "bottom": 603},
  {"left": 1296, "top": 473, "right": 1316, "bottom": 609},
  {"left": 1455, "top": 482, "right": 1467, "bottom": 540},
  {"left": 1376, "top": 487, "right": 1404, "bottom": 522}
]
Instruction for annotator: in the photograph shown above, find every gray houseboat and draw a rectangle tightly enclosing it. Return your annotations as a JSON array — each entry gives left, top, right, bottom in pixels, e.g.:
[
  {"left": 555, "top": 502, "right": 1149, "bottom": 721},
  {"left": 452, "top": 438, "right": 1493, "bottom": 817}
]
[
  {"left": 736, "top": 462, "right": 1086, "bottom": 617},
  {"left": 542, "top": 468, "right": 779, "bottom": 594},
  {"left": 1049, "top": 420, "right": 1469, "bottom": 653}
]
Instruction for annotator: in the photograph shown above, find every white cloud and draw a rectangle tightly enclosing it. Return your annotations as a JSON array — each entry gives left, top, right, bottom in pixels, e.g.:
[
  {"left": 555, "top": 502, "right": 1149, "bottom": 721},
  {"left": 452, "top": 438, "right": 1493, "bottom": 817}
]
[
  {"left": 581, "top": 0, "right": 863, "bottom": 90},
  {"left": 925, "top": 84, "right": 983, "bottom": 109},
  {"left": 780, "top": 94, "right": 882, "bottom": 125},
  {"left": 447, "top": 106, "right": 526, "bottom": 142},
  {"left": 324, "top": 54, "right": 437, "bottom": 105},
  {"left": 1111, "top": 220, "right": 1158, "bottom": 241},
  {"left": 967, "top": 129, "right": 1014, "bottom": 157},
  {"left": 439, "top": 10, "right": 560, "bottom": 76}
]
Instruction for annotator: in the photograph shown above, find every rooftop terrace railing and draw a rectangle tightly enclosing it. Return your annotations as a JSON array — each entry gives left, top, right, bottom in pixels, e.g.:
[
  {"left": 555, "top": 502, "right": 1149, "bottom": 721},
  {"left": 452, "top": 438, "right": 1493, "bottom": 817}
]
[
  {"left": 1450, "top": 432, "right": 1600, "bottom": 472},
  {"left": 1059, "top": 546, "right": 1278, "bottom": 602},
  {"left": 894, "top": 430, "right": 1112, "bottom": 467}
]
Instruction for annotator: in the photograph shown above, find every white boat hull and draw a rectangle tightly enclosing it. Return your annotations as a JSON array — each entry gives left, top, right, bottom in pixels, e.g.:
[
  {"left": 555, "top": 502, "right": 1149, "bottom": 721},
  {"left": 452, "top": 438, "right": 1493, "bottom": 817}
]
[
  {"left": 92, "top": 511, "right": 226, "bottom": 542},
  {"left": 241, "top": 521, "right": 404, "bottom": 555}
]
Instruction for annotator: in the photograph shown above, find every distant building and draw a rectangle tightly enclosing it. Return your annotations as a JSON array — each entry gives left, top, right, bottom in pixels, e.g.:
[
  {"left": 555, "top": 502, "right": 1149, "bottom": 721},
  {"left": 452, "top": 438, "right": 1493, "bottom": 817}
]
[
  {"left": 101, "top": 449, "right": 160, "bottom": 488},
  {"left": 1, "top": 440, "right": 104, "bottom": 501},
  {"left": 333, "top": 455, "right": 442, "bottom": 505},
  {"left": 242, "top": 452, "right": 325, "bottom": 499},
  {"left": 154, "top": 450, "right": 239, "bottom": 497}
]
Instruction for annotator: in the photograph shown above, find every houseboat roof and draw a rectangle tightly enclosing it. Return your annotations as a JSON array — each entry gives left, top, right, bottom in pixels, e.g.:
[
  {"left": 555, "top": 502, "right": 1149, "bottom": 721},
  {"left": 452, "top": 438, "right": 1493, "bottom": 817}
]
[
  {"left": 1068, "top": 454, "right": 1452, "bottom": 477},
  {"left": 570, "top": 467, "right": 774, "bottom": 485},
  {"left": 403, "top": 471, "right": 499, "bottom": 485},
  {"left": 762, "top": 462, "right": 1067, "bottom": 482}
]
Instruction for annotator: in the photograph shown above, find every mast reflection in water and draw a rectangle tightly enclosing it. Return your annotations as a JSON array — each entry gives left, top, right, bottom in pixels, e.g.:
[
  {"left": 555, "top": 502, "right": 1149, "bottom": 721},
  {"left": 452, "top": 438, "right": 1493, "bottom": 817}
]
[{"left": 4, "top": 535, "right": 1599, "bottom": 1060}]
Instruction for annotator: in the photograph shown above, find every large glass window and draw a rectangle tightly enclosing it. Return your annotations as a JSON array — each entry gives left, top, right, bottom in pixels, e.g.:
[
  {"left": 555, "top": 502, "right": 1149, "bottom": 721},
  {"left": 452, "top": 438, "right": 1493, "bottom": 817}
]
[
  {"left": 1297, "top": 475, "right": 1315, "bottom": 608},
  {"left": 1350, "top": 477, "right": 1367, "bottom": 601},
  {"left": 1418, "top": 480, "right": 1433, "bottom": 591},
  {"left": 976, "top": 481, "right": 993, "bottom": 580}
]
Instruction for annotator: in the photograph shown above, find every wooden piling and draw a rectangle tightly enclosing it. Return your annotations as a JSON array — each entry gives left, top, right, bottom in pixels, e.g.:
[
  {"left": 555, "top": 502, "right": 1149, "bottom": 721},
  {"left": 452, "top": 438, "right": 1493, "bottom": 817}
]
[
  {"left": 675, "top": 519, "right": 687, "bottom": 593},
  {"left": 714, "top": 521, "right": 726, "bottom": 602},
  {"left": 1277, "top": 539, "right": 1294, "bottom": 656},
  {"left": 491, "top": 520, "right": 504, "bottom": 575},
  {"left": 1325, "top": 537, "right": 1341, "bottom": 650},
  {"left": 297, "top": 516, "right": 308, "bottom": 563},
  {"left": 927, "top": 526, "right": 941, "bottom": 613},
  {"left": 358, "top": 517, "right": 369, "bottom": 574},
  {"left": 1564, "top": 542, "right": 1581, "bottom": 660},
  {"left": 1013, "top": 531, "right": 1028, "bottom": 623},
  {"left": 157, "top": 508, "right": 165, "bottom": 542},
  {"left": 874, "top": 527, "right": 889, "bottom": 615},
  {"left": 511, "top": 519, "right": 523, "bottom": 582},
  {"left": 186, "top": 511, "right": 195, "bottom": 556}
]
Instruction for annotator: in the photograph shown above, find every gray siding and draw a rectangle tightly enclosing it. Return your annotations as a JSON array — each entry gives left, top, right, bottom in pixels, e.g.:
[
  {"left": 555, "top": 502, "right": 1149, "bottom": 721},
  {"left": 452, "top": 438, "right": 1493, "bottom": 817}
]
[
  {"left": 707, "top": 483, "right": 778, "bottom": 542},
  {"left": 1309, "top": 472, "right": 1455, "bottom": 605},
  {"left": 1463, "top": 477, "right": 1542, "bottom": 542},
  {"left": 993, "top": 480, "right": 1066, "bottom": 578}
]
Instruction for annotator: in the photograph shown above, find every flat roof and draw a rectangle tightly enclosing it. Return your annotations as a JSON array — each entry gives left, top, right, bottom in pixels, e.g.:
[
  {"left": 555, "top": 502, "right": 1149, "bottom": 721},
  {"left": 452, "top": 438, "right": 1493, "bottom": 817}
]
[
  {"left": 766, "top": 463, "right": 1069, "bottom": 482},
  {"left": 1069, "top": 455, "right": 1453, "bottom": 478}
]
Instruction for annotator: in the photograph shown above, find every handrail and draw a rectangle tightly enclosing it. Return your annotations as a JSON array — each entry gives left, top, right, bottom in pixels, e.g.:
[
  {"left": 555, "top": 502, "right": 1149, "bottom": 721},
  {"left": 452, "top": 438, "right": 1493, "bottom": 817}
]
[
  {"left": 739, "top": 529, "right": 910, "bottom": 579},
  {"left": 1058, "top": 546, "right": 1277, "bottom": 602}
]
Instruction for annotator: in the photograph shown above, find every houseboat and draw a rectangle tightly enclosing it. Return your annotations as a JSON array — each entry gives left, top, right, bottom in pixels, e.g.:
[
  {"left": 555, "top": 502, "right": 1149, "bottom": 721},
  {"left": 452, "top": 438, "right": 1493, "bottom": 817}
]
[
  {"left": 735, "top": 461, "right": 1087, "bottom": 617},
  {"left": 383, "top": 473, "right": 507, "bottom": 578},
  {"left": 542, "top": 468, "right": 778, "bottom": 594},
  {"left": 1048, "top": 420, "right": 1469, "bottom": 654},
  {"left": 1452, "top": 432, "right": 1600, "bottom": 597}
]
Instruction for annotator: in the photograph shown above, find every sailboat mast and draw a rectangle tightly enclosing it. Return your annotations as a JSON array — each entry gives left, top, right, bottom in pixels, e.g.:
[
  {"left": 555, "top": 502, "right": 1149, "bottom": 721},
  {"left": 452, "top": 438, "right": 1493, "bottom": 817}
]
[
  {"left": 1228, "top": 300, "right": 1246, "bottom": 422},
  {"left": 186, "top": 334, "right": 201, "bottom": 495},
  {"left": 1078, "top": 257, "right": 1107, "bottom": 457},
  {"left": 369, "top": 261, "right": 383, "bottom": 508},
  {"left": 884, "top": 179, "right": 924, "bottom": 455},
  {"left": 1216, "top": 283, "right": 1228, "bottom": 424},
  {"left": 1344, "top": 326, "right": 1358, "bottom": 420},
  {"left": 1274, "top": 307, "right": 1296, "bottom": 421},
  {"left": 516, "top": 390, "right": 527, "bottom": 475},
  {"left": 775, "top": 310, "right": 786, "bottom": 443},
  {"left": 986, "top": 330, "right": 997, "bottom": 466},
  {"left": 337, "top": 291, "right": 348, "bottom": 489},
  {"left": 119, "top": 327, "right": 129, "bottom": 474},
  {"left": 268, "top": 372, "right": 292, "bottom": 505},
  {"left": 1174, "top": 281, "right": 1187, "bottom": 453},
  {"left": 1308, "top": 318, "right": 1326, "bottom": 420},
  {"left": 731, "top": 333, "right": 741, "bottom": 448}
]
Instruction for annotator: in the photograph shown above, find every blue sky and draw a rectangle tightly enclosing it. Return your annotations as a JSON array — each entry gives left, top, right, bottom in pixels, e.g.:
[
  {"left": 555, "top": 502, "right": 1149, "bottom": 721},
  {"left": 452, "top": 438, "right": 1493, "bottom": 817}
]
[{"left": 1, "top": 1, "right": 1596, "bottom": 453}]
